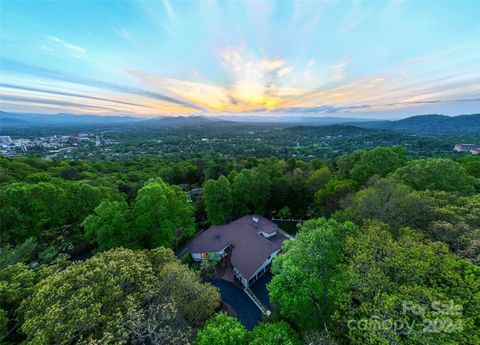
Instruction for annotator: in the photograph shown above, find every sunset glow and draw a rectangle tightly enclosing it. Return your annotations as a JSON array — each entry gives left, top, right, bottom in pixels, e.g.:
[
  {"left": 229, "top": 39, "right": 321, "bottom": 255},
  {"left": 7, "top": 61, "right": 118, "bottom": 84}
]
[{"left": 0, "top": 1, "right": 479, "bottom": 118}]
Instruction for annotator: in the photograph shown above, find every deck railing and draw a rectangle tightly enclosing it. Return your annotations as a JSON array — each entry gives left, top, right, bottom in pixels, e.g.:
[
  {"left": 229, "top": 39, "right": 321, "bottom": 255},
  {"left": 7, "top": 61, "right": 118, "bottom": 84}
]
[{"left": 244, "top": 287, "right": 270, "bottom": 315}]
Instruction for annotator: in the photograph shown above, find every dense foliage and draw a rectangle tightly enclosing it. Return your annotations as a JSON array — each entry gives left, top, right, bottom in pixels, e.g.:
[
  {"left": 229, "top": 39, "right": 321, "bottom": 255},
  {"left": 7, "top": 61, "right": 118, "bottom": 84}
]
[
  {"left": 0, "top": 145, "right": 478, "bottom": 344},
  {"left": 20, "top": 248, "right": 220, "bottom": 344},
  {"left": 248, "top": 321, "right": 303, "bottom": 345},
  {"left": 194, "top": 313, "right": 247, "bottom": 345}
]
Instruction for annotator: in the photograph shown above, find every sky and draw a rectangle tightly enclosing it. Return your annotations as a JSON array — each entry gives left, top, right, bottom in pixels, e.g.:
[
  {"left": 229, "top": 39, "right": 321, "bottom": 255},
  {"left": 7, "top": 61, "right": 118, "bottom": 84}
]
[{"left": 0, "top": 0, "right": 479, "bottom": 119}]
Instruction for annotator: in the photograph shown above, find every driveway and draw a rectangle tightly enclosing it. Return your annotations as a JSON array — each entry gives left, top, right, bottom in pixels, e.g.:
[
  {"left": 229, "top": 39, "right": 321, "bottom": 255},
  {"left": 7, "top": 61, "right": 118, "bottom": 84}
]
[
  {"left": 250, "top": 271, "right": 273, "bottom": 309},
  {"left": 209, "top": 279, "right": 262, "bottom": 330}
]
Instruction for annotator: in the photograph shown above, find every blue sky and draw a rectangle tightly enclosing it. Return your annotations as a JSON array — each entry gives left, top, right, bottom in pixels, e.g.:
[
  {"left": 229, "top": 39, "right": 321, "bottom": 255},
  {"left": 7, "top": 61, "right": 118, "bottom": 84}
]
[{"left": 0, "top": 0, "right": 479, "bottom": 118}]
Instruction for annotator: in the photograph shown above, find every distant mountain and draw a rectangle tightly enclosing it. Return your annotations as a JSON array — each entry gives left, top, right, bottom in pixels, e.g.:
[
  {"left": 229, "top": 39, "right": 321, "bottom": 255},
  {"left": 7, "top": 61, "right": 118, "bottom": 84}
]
[
  {"left": 141, "top": 116, "right": 236, "bottom": 128},
  {"left": 352, "top": 114, "right": 480, "bottom": 134},
  {"left": 218, "top": 115, "right": 377, "bottom": 125},
  {"left": 0, "top": 117, "right": 30, "bottom": 126},
  {"left": 282, "top": 124, "right": 377, "bottom": 136},
  {"left": 0, "top": 112, "right": 139, "bottom": 128},
  {"left": 1, "top": 112, "right": 478, "bottom": 135}
]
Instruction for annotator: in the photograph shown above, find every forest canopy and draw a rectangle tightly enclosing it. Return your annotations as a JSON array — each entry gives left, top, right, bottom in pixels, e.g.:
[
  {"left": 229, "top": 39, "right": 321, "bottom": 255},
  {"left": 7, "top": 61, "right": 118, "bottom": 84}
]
[{"left": 0, "top": 149, "right": 479, "bottom": 344}]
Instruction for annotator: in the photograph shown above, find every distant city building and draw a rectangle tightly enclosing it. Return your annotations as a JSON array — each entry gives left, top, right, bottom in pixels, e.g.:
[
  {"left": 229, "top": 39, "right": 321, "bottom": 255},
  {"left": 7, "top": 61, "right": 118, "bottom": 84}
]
[
  {"left": 454, "top": 143, "right": 480, "bottom": 155},
  {"left": 0, "top": 136, "right": 12, "bottom": 144}
]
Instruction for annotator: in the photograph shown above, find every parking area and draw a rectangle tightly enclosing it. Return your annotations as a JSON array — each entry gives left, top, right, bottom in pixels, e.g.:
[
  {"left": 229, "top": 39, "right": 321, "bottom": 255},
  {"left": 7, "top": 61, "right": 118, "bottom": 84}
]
[
  {"left": 209, "top": 279, "right": 262, "bottom": 330},
  {"left": 250, "top": 271, "right": 273, "bottom": 309}
]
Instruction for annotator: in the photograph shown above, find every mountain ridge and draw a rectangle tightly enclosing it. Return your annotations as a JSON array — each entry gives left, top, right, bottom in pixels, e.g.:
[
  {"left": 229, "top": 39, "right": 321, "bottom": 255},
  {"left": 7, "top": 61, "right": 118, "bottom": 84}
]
[{"left": 1, "top": 111, "right": 478, "bottom": 135}]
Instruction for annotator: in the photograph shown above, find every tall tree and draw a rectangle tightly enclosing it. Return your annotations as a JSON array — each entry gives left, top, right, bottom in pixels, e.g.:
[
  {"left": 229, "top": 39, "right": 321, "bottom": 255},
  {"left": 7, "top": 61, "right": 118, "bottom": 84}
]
[
  {"left": 268, "top": 218, "right": 357, "bottom": 330},
  {"left": 82, "top": 200, "right": 134, "bottom": 251},
  {"left": 133, "top": 178, "right": 196, "bottom": 248},
  {"left": 334, "top": 222, "right": 480, "bottom": 345},
  {"left": 350, "top": 146, "right": 406, "bottom": 183},
  {"left": 194, "top": 313, "right": 247, "bottom": 345},
  {"left": 20, "top": 248, "right": 220, "bottom": 345},
  {"left": 249, "top": 322, "right": 302, "bottom": 345},
  {"left": 251, "top": 165, "right": 271, "bottom": 215},
  {"left": 0, "top": 182, "right": 68, "bottom": 245},
  {"left": 313, "top": 178, "right": 358, "bottom": 217},
  {"left": 231, "top": 170, "right": 253, "bottom": 216},
  {"left": 66, "top": 182, "right": 121, "bottom": 225},
  {"left": 345, "top": 177, "right": 432, "bottom": 230},
  {"left": 394, "top": 158, "right": 478, "bottom": 194},
  {"left": 204, "top": 176, "right": 233, "bottom": 225}
]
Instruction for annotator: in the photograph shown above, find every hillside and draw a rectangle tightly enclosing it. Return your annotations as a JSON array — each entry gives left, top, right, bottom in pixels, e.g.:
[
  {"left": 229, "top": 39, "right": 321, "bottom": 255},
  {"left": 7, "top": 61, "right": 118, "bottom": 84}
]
[
  {"left": 0, "top": 112, "right": 139, "bottom": 128},
  {"left": 282, "top": 124, "right": 377, "bottom": 136},
  {"left": 353, "top": 114, "right": 480, "bottom": 134}
]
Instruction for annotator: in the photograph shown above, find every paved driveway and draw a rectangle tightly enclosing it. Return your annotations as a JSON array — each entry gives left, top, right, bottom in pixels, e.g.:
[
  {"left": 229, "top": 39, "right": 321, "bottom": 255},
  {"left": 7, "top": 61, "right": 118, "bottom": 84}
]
[
  {"left": 210, "top": 279, "right": 261, "bottom": 330},
  {"left": 250, "top": 271, "right": 273, "bottom": 309}
]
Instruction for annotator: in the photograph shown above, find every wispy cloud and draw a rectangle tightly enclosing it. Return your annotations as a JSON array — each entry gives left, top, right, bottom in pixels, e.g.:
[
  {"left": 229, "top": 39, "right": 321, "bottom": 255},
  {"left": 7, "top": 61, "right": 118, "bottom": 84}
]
[
  {"left": 45, "top": 36, "right": 86, "bottom": 58},
  {"left": 115, "top": 28, "right": 135, "bottom": 44},
  {"left": 1, "top": 59, "right": 204, "bottom": 112},
  {"left": 0, "top": 94, "right": 116, "bottom": 112},
  {"left": 162, "top": 0, "right": 176, "bottom": 22},
  {"left": 331, "top": 58, "right": 350, "bottom": 81},
  {"left": 0, "top": 83, "right": 148, "bottom": 108}
]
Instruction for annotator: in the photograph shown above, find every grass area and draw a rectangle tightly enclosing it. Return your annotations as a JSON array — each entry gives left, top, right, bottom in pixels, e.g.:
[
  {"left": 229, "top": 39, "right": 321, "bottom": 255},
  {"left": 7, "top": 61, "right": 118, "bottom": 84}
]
[{"left": 273, "top": 220, "right": 301, "bottom": 236}]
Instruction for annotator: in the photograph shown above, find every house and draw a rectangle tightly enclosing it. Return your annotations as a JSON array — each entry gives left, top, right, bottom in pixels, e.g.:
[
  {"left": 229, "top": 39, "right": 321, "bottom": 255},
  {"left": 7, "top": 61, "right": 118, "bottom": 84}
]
[
  {"left": 454, "top": 143, "right": 480, "bottom": 155},
  {"left": 189, "top": 215, "right": 290, "bottom": 288}
]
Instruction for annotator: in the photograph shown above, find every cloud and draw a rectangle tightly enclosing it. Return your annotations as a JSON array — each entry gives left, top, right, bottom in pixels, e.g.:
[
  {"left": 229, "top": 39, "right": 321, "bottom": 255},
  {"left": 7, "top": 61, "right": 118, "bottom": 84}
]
[
  {"left": 383, "top": 98, "right": 480, "bottom": 107},
  {"left": 46, "top": 36, "right": 86, "bottom": 58},
  {"left": 0, "top": 83, "right": 149, "bottom": 108},
  {"left": 126, "top": 70, "right": 227, "bottom": 108},
  {"left": 265, "top": 104, "right": 370, "bottom": 114},
  {"left": 336, "top": 3, "right": 370, "bottom": 35},
  {"left": 162, "top": 0, "right": 176, "bottom": 22},
  {"left": 0, "top": 94, "right": 116, "bottom": 111},
  {"left": 1, "top": 59, "right": 203, "bottom": 111},
  {"left": 215, "top": 46, "right": 301, "bottom": 110},
  {"left": 116, "top": 28, "right": 135, "bottom": 44},
  {"left": 331, "top": 58, "right": 350, "bottom": 81}
]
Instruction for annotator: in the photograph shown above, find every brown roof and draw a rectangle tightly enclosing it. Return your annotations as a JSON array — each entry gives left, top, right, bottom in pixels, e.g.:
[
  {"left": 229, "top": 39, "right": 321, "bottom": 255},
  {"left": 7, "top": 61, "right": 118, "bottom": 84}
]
[{"left": 189, "top": 215, "right": 288, "bottom": 279}]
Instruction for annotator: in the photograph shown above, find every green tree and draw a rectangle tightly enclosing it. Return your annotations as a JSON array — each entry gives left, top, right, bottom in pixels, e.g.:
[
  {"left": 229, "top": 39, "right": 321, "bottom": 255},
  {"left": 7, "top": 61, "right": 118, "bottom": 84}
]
[
  {"left": 194, "top": 313, "right": 247, "bottom": 345},
  {"left": 350, "top": 146, "right": 406, "bottom": 183},
  {"left": 0, "top": 182, "right": 68, "bottom": 245},
  {"left": 0, "top": 237, "right": 37, "bottom": 269},
  {"left": 126, "top": 296, "right": 192, "bottom": 345},
  {"left": 0, "top": 259, "right": 70, "bottom": 340},
  {"left": 231, "top": 170, "right": 253, "bottom": 216},
  {"left": 200, "top": 253, "right": 220, "bottom": 279},
  {"left": 82, "top": 200, "right": 134, "bottom": 251},
  {"left": 249, "top": 321, "right": 302, "bottom": 345},
  {"left": 66, "top": 182, "right": 121, "bottom": 225},
  {"left": 336, "top": 150, "right": 364, "bottom": 179},
  {"left": 307, "top": 167, "right": 332, "bottom": 193},
  {"left": 268, "top": 218, "right": 357, "bottom": 330},
  {"left": 313, "top": 179, "right": 358, "bottom": 217},
  {"left": 394, "top": 158, "right": 478, "bottom": 194},
  {"left": 250, "top": 165, "right": 271, "bottom": 215},
  {"left": 345, "top": 177, "right": 432, "bottom": 230},
  {"left": 133, "top": 179, "right": 196, "bottom": 248},
  {"left": 0, "top": 308, "right": 7, "bottom": 340},
  {"left": 421, "top": 192, "right": 480, "bottom": 263},
  {"left": 204, "top": 176, "right": 233, "bottom": 225},
  {"left": 459, "top": 156, "right": 480, "bottom": 178},
  {"left": 21, "top": 248, "right": 220, "bottom": 345},
  {"left": 276, "top": 207, "right": 292, "bottom": 218},
  {"left": 334, "top": 222, "right": 480, "bottom": 345}
]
